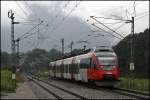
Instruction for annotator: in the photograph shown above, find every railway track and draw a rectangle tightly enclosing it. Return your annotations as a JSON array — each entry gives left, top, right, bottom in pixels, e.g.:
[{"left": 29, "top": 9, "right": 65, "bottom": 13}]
[
  {"left": 96, "top": 86, "right": 149, "bottom": 99},
  {"left": 41, "top": 77, "right": 149, "bottom": 99},
  {"left": 27, "top": 76, "right": 89, "bottom": 99}
]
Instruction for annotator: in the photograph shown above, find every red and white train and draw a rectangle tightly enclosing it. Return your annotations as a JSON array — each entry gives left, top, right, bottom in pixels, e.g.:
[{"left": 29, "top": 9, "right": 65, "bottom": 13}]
[{"left": 49, "top": 46, "right": 119, "bottom": 86}]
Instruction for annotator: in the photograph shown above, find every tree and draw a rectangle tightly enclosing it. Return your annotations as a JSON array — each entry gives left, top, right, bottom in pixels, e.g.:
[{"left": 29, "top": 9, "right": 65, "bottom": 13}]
[{"left": 113, "top": 28, "right": 149, "bottom": 78}]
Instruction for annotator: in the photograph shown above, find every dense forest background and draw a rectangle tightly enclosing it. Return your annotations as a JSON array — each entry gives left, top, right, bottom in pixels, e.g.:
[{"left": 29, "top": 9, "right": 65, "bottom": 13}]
[{"left": 1, "top": 28, "right": 149, "bottom": 78}]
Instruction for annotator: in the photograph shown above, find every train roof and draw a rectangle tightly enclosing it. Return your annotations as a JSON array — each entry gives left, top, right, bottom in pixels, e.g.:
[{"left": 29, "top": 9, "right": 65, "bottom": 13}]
[
  {"left": 90, "top": 46, "right": 113, "bottom": 52},
  {"left": 49, "top": 46, "right": 114, "bottom": 63}
]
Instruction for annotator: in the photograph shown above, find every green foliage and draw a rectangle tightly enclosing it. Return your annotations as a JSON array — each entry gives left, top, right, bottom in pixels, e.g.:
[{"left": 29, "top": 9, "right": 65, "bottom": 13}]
[
  {"left": 38, "top": 70, "right": 49, "bottom": 77},
  {"left": 113, "top": 28, "right": 149, "bottom": 78},
  {"left": 0, "top": 70, "right": 16, "bottom": 93},
  {"left": 119, "top": 77, "right": 149, "bottom": 92},
  {"left": 0, "top": 69, "right": 23, "bottom": 96}
]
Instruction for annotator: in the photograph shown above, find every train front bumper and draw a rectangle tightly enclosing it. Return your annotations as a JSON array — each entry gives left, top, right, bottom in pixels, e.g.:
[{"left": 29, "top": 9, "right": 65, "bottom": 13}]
[{"left": 95, "top": 80, "right": 121, "bottom": 87}]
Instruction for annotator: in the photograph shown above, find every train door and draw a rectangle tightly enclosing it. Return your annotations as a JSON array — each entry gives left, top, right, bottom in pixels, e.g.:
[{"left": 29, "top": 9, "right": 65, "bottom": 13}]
[
  {"left": 79, "top": 58, "right": 91, "bottom": 82},
  {"left": 87, "top": 57, "right": 97, "bottom": 81}
]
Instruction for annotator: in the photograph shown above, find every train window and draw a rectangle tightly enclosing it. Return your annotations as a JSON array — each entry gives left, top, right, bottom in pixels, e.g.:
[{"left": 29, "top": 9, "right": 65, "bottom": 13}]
[
  {"left": 73, "top": 63, "right": 76, "bottom": 73},
  {"left": 80, "top": 58, "right": 91, "bottom": 68},
  {"left": 67, "top": 64, "right": 69, "bottom": 73},
  {"left": 69, "top": 64, "right": 71, "bottom": 73},
  {"left": 72, "top": 64, "right": 74, "bottom": 73},
  {"left": 58, "top": 65, "right": 60, "bottom": 73},
  {"left": 96, "top": 52, "right": 115, "bottom": 57},
  {"left": 64, "top": 64, "right": 67, "bottom": 73},
  {"left": 62, "top": 64, "right": 64, "bottom": 73},
  {"left": 60, "top": 64, "right": 62, "bottom": 73},
  {"left": 57, "top": 65, "right": 58, "bottom": 73},
  {"left": 75, "top": 63, "right": 79, "bottom": 73},
  {"left": 72, "top": 63, "right": 78, "bottom": 73}
]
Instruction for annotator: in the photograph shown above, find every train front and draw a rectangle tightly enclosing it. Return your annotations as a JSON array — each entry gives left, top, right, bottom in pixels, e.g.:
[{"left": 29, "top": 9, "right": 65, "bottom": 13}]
[{"left": 94, "top": 49, "right": 120, "bottom": 87}]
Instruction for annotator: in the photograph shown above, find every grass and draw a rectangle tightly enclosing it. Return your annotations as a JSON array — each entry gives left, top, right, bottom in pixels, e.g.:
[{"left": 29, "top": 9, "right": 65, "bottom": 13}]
[
  {"left": 0, "top": 69, "right": 24, "bottom": 96},
  {"left": 38, "top": 70, "right": 49, "bottom": 77},
  {"left": 119, "top": 77, "right": 149, "bottom": 93}
]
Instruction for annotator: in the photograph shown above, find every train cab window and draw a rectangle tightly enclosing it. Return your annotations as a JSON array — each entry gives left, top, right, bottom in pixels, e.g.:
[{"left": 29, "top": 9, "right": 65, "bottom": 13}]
[{"left": 80, "top": 58, "right": 91, "bottom": 68}]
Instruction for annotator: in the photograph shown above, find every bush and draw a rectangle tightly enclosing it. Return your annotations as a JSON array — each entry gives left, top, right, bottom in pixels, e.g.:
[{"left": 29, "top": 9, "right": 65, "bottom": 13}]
[
  {"left": 1, "top": 70, "right": 16, "bottom": 92},
  {"left": 119, "top": 77, "right": 149, "bottom": 92}
]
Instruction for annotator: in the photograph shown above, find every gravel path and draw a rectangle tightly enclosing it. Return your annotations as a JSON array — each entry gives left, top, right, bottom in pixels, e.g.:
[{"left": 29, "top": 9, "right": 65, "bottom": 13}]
[{"left": 1, "top": 82, "right": 38, "bottom": 99}]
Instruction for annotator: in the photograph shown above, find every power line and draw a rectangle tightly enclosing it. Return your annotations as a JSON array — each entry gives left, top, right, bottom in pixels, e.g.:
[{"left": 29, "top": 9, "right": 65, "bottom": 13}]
[
  {"left": 114, "top": 22, "right": 128, "bottom": 31},
  {"left": 91, "top": 23, "right": 123, "bottom": 40},
  {"left": 44, "top": 1, "right": 71, "bottom": 30},
  {"left": 134, "top": 13, "right": 149, "bottom": 21},
  {"left": 18, "top": 20, "right": 44, "bottom": 39},
  {"left": 24, "top": 1, "right": 39, "bottom": 20},
  {"left": 38, "top": 1, "right": 82, "bottom": 46},
  {"left": 96, "top": 21, "right": 123, "bottom": 25},
  {"left": 21, "top": 23, "right": 49, "bottom": 40},
  {"left": 135, "top": 11, "right": 149, "bottom": 17},
  {"left": 50, "top": 1, "right": 81, "bottom": 34},
  {"left": 90, "top": 16, "right": 125, "bottom": 39},
  {"left": 91, "top": 16, "right": 130, "bottom": 22},
  {"left": 99, "top": 1, "right": 133, "bottom": 15}
]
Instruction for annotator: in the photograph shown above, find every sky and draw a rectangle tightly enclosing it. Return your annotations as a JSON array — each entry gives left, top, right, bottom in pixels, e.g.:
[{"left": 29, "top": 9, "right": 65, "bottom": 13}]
[{"left": 1, "top": 1, "right": 149, "bottom": 53}]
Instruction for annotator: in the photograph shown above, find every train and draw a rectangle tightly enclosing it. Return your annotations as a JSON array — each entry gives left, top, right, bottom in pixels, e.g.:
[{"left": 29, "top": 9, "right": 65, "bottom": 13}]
[{"left": 49, "top": 46, "right": 120, "bottom": 87}]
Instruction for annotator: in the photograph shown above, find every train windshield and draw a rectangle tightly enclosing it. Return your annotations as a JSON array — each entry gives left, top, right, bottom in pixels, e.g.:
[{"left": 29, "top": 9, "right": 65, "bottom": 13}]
[{"left": 96, "top": 52, "right": 116, "bottom": 66}]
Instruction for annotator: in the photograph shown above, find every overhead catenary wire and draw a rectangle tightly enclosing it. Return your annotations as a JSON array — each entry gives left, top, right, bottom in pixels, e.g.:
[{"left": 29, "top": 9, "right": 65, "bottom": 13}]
[
  {"left": 21, "top": 1, "right": 72, "bottom": 50},
  {"left": 50, "top": 1, "right": 81, "bottom": 34},
  {"left": 42, "top": 1, "right": 71, "bottom": 30},
  {"left": 91, "top": 23, "right": 123, "bottom": 40},
  {"left": 37, "top": 1, "right": 82, "bottom": 47},
  {"left": 99, "top": 1, "right": 145, "bottom": 17},
  {"left": 21, "top": 23, "right": 49, "bottom": 40},
  {"left": 24, "top": 1, "right": 39, "bottom": 20},
  {"left": 134, "top": 13, "right": 149, "bottom": 21},
  {"left": 18, "top": 20, "right": 44, "bottom": 40},
  {"left": 90, "top": 16, "right": 125, "bottom": 39}
]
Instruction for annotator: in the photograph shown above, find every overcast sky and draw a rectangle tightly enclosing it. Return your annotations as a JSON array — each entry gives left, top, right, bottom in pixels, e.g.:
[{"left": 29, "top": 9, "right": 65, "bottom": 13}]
[{"left": 1, "top": 1, "right": 149, "bottom": 53}]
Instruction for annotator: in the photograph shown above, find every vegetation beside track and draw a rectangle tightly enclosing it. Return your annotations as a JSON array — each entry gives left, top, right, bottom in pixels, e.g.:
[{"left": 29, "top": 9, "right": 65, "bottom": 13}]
[
  {"left": 0, "top": 68, "right": 24, "bottom": 96},
  {"left": 38, "top": 69, "right": 49, "bottom": 77},
  {"left": 119, "top": 77, "right": 149, "bottom": 93}
]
